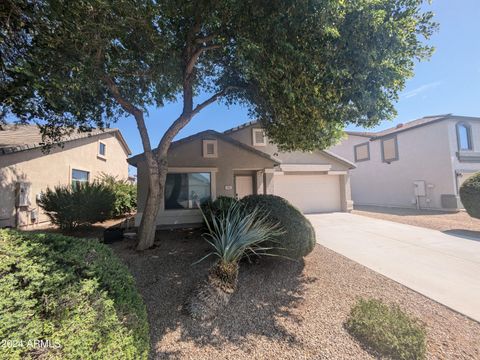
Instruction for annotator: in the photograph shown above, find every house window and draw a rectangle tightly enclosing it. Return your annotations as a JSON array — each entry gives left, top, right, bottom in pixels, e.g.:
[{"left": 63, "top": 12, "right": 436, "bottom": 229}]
[
  {"left": 456, "top": 122, "right": 472, "bottom": 151},
  {"left": 98, "top": 141, "right": 107, "bottom": 157},
  {"left": 381, "top": 136, "right": 399, "bottom": 163},
  {"left": 354, "top": 142, "right": 370, "bottom": 162},
  {"left": 72, "top": 169, "right": 89, "bottom": 189},
  {"left": 252, "top": 128, "right": 266, "bottom": 146},
  {"left": 165, "top": 173, "right": 211, "bottom": 210},
  {"left": 202, "top": 140, "right": 218, "bottom": 158}
]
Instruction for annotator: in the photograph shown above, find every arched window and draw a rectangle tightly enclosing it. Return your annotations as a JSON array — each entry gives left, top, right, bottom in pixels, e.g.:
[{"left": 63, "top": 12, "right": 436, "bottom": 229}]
[{"left": 456, "top": 122, "right": 472, "bottom": 151}]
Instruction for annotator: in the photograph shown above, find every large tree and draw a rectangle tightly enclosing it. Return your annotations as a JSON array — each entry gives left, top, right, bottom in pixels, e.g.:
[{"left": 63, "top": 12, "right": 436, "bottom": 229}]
[{"left": 1, "top": 0, "right": 436, "bottom": 249}]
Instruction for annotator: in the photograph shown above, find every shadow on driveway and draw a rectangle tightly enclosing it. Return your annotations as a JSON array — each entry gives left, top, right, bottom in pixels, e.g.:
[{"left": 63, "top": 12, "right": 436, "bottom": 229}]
[{"left": 443, "top": 229, "right": 480, "bottom": 242}]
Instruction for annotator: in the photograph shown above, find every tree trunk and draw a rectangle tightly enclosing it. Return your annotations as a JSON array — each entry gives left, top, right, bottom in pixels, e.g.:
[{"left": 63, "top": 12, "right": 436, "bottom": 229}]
[
  {"left": 136, "top": 173, "right": 161, "bottom": 251},
  {"left": 186, "top": 261, "right": 239, "bottom": 320},
  {"left": 136, "top": 154, "right": 167, "bottom": 251}
]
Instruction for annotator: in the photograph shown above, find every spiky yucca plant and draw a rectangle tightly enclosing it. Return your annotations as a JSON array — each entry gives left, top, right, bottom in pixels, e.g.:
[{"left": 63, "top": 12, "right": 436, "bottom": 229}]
[{"left": 187, "top": 201, "right": 284, "bottom": 320}]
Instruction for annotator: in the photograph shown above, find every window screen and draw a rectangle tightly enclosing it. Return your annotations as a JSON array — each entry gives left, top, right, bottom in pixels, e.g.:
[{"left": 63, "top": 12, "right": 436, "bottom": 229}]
[
  {"left": 165, "top": 173, "right": 211, "bottom": 209},
  {"left": 72, "top": 169, "right": 89, "bottom": 189},
  {"left": 99, "top": 142, "right": 106, "bottom": 156},
  {"left": 457, "top": 124, "right": 472, "bottom": 150},
  {"left": 354, "top": 143, "right": 370, "bottom": 162},
  {"left": 382, "top": 137, "right": 398, "bottom": 162}
]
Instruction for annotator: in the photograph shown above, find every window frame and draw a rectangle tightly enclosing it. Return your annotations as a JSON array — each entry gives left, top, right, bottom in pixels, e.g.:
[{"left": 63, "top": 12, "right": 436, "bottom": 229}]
[
  {"left": 202, "top": 139, "right": 218, "bottom": 158},
  {"left": 381, "top": 135, "right": 399, "bottom": 163},
  {"left": 252, "top": 128, "right": 267, "bottom": 146},
  {"left": 71, "top": 168, "right": 90, "bottom": 189},
  {"left": 354, "top": 142, "right": 370, "bottom": 162},
  {"left": 164, "top": 172, "right": 212, "bottom": 211},
  {"left": 456, "top": 122, "right": 473, "bottom": 151},
  {"left": 98, "top": 141, "right": 107, "bottom": 159}
]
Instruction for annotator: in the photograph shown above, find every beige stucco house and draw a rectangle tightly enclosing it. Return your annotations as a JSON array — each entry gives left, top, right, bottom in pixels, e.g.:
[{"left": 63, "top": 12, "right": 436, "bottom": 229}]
[
  {"left": 0, "top": 124, "right": 131, "bottom": 228},
  {"left": 330, "top": 114, "right": 480, "bottom": 210},
  {"left": 128, "top": 121, "right": 355, "bottom": 227}
]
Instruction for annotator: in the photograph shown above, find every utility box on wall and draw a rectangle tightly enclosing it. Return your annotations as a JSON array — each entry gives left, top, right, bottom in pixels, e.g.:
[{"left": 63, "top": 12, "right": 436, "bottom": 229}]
[
  {"left": 413, "top": 180, "right": 426, "bottom": 197},
  {"left": 16, "top": 182, "right": 31, "bottom": 207}
]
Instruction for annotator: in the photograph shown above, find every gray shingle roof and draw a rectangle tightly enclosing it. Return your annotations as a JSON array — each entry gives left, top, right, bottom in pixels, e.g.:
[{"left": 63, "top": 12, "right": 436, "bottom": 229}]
[{"left": 0, "top": 124, "right": 131, "bottom": 155}]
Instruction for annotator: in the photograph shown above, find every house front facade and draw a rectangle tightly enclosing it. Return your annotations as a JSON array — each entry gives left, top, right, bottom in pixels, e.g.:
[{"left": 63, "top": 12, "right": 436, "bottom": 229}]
[
  {"left": 129, "top": 122, "right": 355, "bottom": 227},
  {"left": 0, "top": 125, "right": 131, "bottom": 228},
  {"left": 329, "top": 114, "right": 480, "bottom": 210}
]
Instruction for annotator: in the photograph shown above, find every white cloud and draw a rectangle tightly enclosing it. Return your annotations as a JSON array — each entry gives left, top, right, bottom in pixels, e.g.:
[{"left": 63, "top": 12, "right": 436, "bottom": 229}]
[{"left": 402, "top": 81, "right": 442, "bottom": 99}]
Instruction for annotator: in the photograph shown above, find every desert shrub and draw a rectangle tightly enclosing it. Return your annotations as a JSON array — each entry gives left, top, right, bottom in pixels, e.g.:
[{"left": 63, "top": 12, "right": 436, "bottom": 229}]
[
  {"left": 38, "top": 182, "right": 115, "bottom": 230},
  {"left": 459, "top": 172, "right": 480, "bottom": 219},
  {"left": 346, "top": 298, "right": 426, "bottom": 360},
  {"left": 97, "top": 173, "right": 137, "bottom": 217},
  {"left": 187, "top": 201, "right": 283, "bottom": 320},
  {"left": 0, "top": 230, "right": 149, "bottom": 360},
  {"left": 241, "top": 194, "right": 315, "bottom": 259}
]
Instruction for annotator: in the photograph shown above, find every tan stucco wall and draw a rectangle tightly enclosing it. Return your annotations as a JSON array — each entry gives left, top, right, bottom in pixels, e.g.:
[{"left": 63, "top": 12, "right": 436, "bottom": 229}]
[
  {"left": 330, "top": 117, "right": 480, "bottom": 210},
  {"left": 135, "top": 134, "right": 277, "bottom": 226},
  {"left": 0, "top": 132, "right": 129, "bottom": 227},
  {"left": 227, "top": 124, "right": 351, "bottom": 171}
]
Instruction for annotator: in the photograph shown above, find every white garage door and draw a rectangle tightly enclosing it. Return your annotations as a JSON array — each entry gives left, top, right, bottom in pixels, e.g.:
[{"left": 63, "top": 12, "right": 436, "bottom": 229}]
[{"left": 274, "top": 174, "right": 341, "bottom": 213}]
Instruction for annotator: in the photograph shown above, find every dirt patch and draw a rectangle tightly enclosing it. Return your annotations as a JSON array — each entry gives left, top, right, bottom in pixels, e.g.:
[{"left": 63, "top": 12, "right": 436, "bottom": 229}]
[
  {"left": 24, "top": 217, "right": 130, "bottom": 239},
  {"left": 109, "top": 229, "right": 480, "bottom": 360},
  {"left": 353, "top": 205, "right": 480, "bottom": 237}
]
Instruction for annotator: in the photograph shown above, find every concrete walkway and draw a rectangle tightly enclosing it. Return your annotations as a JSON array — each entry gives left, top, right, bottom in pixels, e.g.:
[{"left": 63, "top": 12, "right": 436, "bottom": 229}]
[{"left": 307, "top": 213, "right": 480, "bottom": 322}]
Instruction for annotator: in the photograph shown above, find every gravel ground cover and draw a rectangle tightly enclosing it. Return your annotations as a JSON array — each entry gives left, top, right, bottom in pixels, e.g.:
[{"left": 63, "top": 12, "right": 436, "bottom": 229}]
[
  {"left": 353, "top": 205, "right": 480, "bottom": 237},
  {"left": 110, "top": 229, "right": 480, "bottom": 360}
]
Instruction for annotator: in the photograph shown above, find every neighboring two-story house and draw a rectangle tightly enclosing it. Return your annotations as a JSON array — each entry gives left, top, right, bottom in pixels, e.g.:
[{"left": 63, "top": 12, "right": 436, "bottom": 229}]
[
  {"left": 0, "top": 124, "right": 131, "bottom": 228},
  {"left": 128, "top": 121, "right": 355, "bottom": 227},
  {"left": 330, "top": 114, "right": 480, "bottom": 211}
]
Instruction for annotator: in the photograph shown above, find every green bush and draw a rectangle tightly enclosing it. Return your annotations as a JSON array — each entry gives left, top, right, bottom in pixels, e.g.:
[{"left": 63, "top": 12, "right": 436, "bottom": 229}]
[
  {"left": 38, "top": 182, "right": 115, "bottom": 230},
  {"left": 459, "top": 172, "right": 480, "bottom": 219},
  {"left": 97, "top": 173, "right": 137, "bottom": 217},
  {"left": 346, "top": 298, "right": 426, "bottom": 360},
  {"left": 201, "top": 196, "right": 239, "bottom": 225},
  {"left": 0, "top": 230, "right": 149, "bottom": 360},
  {"left": 241, "top": 194, "right": 315, "bottom": 259}
]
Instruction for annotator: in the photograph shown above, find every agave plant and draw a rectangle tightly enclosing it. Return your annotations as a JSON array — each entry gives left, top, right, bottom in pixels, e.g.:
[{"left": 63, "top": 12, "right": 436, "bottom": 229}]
[{"left": 186, "top": 201, "right": 284, "bottom": 320}]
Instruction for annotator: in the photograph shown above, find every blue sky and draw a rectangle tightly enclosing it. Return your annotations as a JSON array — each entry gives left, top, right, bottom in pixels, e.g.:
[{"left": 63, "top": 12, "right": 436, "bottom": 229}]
[{"left": 115, "top": 0, "right": 480, "bottom": 165}]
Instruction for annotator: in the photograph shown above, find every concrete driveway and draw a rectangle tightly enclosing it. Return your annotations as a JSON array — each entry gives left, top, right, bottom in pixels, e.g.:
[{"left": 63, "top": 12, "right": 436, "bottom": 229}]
[{"left": 307, "top": 213, "right": 480, "bottom": 322}]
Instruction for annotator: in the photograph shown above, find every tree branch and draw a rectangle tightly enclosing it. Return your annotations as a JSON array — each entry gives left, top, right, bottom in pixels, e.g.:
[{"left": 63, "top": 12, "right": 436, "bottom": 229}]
[
  {"left": 191, "top": 87, "right": 231, "bottom": 116},
  {"left": 157, "top": 87, "right": 234, "bottom": 156},
  {"left": 194, "top": 34, "right": 215, "bottom": 44},
  {"left": 185, "top": 44, "right": 222, "bottom": 77},
  {"left": 102, "top": 76, "right": 140, "bottom": 116},
  {"left": 102, "top": 75, "right": 153, "bottom": 154}
]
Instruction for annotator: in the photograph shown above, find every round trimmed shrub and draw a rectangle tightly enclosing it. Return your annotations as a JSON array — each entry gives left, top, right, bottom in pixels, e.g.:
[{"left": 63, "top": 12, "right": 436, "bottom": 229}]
[
  {"left": 0, "top": 230, "right": 149, "bottom": 360},
  {"left": 460, "top": 172, "right": 480, "bottom": 219},
  {"left": 241, "top": 194, "right": 316, "bottom": 259}
]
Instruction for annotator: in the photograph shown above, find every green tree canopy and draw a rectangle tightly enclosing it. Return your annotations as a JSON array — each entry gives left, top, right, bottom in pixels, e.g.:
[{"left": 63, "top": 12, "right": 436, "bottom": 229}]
[{"left": 0, "top": 0, "right": 437, "bottom": 248}]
